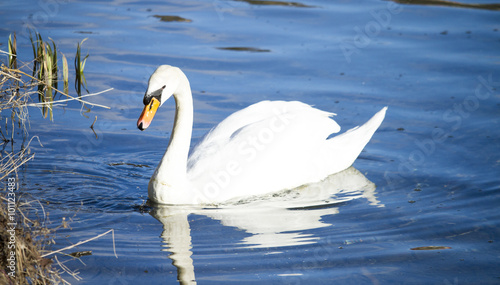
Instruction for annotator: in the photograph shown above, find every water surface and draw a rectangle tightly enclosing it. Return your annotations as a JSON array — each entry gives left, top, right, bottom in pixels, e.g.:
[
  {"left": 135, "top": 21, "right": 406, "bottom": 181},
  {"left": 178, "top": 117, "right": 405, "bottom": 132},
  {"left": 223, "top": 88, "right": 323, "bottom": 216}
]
[{"left": 1, "top": 0, "right": 499, "bottom": 284}]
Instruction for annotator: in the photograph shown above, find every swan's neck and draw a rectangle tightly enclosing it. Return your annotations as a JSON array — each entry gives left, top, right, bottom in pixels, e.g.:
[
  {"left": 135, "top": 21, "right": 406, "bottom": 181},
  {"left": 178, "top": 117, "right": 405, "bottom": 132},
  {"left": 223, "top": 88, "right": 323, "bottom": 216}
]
[{"left": 154, "top": 75, "right": 193, "bottom": 188}]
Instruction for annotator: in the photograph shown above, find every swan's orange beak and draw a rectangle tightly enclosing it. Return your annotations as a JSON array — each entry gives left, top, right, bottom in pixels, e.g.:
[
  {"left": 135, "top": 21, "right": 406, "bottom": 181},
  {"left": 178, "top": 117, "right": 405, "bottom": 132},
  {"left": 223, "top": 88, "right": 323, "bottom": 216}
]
[{"left": 137, "top": 97, "right": 160, "bottom": 131}]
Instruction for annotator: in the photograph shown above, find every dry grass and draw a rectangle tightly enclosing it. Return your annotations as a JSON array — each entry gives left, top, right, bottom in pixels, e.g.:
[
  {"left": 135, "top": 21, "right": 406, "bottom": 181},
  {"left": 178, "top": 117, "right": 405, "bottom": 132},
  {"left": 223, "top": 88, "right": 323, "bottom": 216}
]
[
  {"left": 0, "top": 196, "right": 70, "bottom": 284},
  {"left": 0, "top": 62, "right": 110, "bottom": 180},
  {"left": 0, "top": 31, "right": 111, "bottom": 176},
  {"left": 1, "top": 31, "right": 113, "bottom": 284}
]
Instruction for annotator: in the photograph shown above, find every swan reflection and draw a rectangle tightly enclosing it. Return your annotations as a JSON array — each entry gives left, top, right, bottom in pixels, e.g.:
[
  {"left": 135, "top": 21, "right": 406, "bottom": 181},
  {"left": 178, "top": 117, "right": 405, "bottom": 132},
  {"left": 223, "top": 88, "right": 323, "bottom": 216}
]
[{"left": 149, "top": 167, "right": 383, "bottom": 284}]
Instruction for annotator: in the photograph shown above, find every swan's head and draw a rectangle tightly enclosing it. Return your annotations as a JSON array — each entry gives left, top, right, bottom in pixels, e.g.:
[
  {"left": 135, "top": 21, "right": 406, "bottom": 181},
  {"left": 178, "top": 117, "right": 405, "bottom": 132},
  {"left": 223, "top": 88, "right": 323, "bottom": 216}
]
[{"left": 137, "top": 65, "right": 183, "bottom": 131}]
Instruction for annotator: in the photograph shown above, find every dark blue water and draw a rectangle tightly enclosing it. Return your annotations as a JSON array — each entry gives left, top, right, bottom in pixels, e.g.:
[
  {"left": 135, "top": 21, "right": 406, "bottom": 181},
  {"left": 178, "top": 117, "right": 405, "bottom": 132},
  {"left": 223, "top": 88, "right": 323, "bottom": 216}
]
[{"left": 1, "top": 0, "right": 499, "bottom": 284}]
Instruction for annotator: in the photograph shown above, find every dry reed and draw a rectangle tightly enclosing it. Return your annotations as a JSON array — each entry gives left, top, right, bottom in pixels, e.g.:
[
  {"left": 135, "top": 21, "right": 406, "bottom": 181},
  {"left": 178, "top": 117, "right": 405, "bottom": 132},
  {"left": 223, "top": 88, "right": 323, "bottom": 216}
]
[{"left": 1, "top": 31, "right": 114, "bottom": 284}]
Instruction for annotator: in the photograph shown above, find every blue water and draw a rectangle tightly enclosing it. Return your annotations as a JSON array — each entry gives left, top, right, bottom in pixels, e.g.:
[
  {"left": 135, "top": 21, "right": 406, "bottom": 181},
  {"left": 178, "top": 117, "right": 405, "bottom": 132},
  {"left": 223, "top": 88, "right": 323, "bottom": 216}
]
[{"left": 1, "top": 0, "right": 499, "bottom": 284}]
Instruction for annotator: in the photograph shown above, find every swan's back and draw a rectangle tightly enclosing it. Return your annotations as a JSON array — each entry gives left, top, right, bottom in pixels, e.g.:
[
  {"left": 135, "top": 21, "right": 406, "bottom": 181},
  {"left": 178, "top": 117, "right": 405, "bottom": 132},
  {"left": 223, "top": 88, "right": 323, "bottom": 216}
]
[{"left": 187, "top": 101, "right": 386, "bottom": 203}]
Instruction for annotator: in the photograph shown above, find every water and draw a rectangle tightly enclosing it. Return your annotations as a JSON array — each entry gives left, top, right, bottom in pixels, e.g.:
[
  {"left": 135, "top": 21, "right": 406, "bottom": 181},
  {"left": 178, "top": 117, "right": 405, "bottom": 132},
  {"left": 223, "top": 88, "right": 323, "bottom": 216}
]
[{"left": 1, "top": 0, "right": 499, "bottom": 284}]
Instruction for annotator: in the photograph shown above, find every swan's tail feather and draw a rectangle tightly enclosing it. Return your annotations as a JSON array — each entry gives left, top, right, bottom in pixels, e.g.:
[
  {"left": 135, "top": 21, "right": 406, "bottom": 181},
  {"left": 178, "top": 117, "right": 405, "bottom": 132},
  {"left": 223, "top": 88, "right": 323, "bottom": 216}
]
[{"left": 325, "top": 106, "right": 387, "bottom": 173}]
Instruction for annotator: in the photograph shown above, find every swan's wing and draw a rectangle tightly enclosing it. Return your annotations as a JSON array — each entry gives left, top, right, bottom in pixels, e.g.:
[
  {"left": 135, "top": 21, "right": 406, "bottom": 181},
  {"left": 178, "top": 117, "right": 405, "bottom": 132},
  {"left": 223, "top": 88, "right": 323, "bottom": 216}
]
[
  {"left": 188, "top": 101, "right": 339, "bottom": 168},
  {"left": 194, "top": 101, "right": 338, "bottom": 144},
  {"left": 322, "top": 106, "right": 387, "bottom": 173},
  {"left": 187, "top": 101, "right": 342, "bottom": 201}
]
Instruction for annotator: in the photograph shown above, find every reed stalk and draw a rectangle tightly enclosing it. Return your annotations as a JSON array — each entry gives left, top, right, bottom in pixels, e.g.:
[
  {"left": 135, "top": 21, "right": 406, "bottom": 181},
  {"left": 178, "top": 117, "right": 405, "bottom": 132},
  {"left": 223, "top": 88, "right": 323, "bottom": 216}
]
[
  {"left": 1, "top": 31, "right": 113, "bottom": 284},
  {"left": 74, "top": 38, "right": 88, "bottom": 97}
]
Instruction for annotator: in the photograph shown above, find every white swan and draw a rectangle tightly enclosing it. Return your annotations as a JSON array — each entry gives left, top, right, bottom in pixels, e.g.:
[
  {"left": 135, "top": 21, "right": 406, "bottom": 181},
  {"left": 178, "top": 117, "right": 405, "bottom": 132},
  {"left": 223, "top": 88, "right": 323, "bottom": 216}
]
[{"left": 137, "top": 65, "right": 387, "bottom": 205}]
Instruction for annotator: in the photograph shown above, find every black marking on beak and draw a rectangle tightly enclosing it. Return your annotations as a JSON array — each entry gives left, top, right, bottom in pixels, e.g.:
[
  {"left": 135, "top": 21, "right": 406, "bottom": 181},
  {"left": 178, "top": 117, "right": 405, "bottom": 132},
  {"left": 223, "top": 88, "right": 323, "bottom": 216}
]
[{"left": 143, "top": 85, "right": 166, "bottom": 106}]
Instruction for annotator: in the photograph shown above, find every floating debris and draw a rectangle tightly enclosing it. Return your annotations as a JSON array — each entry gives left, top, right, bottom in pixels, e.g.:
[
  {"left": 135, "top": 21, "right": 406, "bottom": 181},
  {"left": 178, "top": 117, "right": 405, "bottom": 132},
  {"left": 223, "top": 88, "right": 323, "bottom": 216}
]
[
  {"left": 108, "top": 162, "right": 151, "bottom": 168},
  {"left": 236, "top": 0, "right": 315, "bottom": 8},
  {"left": 217, "top": 47, "right": 271, "bottom": 53},
  {"left": 411, "top": 246, "right": 452, "bottom": 250},
  {"left": 392, "top": 0, "right": 500, "bottom": 12},
  {"left": 153, "top": 15, "right": 192, "bottom": 23},
  {"left": 69, "top": 251, "right": 92, "bottom": 258}
]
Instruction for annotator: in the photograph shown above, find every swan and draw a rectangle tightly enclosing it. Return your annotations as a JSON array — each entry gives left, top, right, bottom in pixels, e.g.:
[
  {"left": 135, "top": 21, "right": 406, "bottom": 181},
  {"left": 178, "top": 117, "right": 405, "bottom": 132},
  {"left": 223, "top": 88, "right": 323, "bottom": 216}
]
[{"left": 137, "top": 65, "right": 387, "bottom": 205}]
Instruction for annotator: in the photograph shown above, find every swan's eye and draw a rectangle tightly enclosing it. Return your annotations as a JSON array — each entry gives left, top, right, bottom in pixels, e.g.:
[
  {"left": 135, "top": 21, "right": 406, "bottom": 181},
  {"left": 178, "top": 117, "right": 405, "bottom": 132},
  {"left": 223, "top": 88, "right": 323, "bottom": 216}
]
[{"left": 143, "top": 86, "right": 164, "bottom": 106}]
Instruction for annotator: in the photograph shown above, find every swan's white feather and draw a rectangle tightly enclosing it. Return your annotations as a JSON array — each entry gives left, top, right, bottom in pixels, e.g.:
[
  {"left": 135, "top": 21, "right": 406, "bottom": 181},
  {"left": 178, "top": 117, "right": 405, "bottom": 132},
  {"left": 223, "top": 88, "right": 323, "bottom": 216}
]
[
  {"left": 186, "top": 101, "right": 386, "bottom": 203},
  {"left": 140, "top": 65, "right": 387, "bottom": 205}
]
